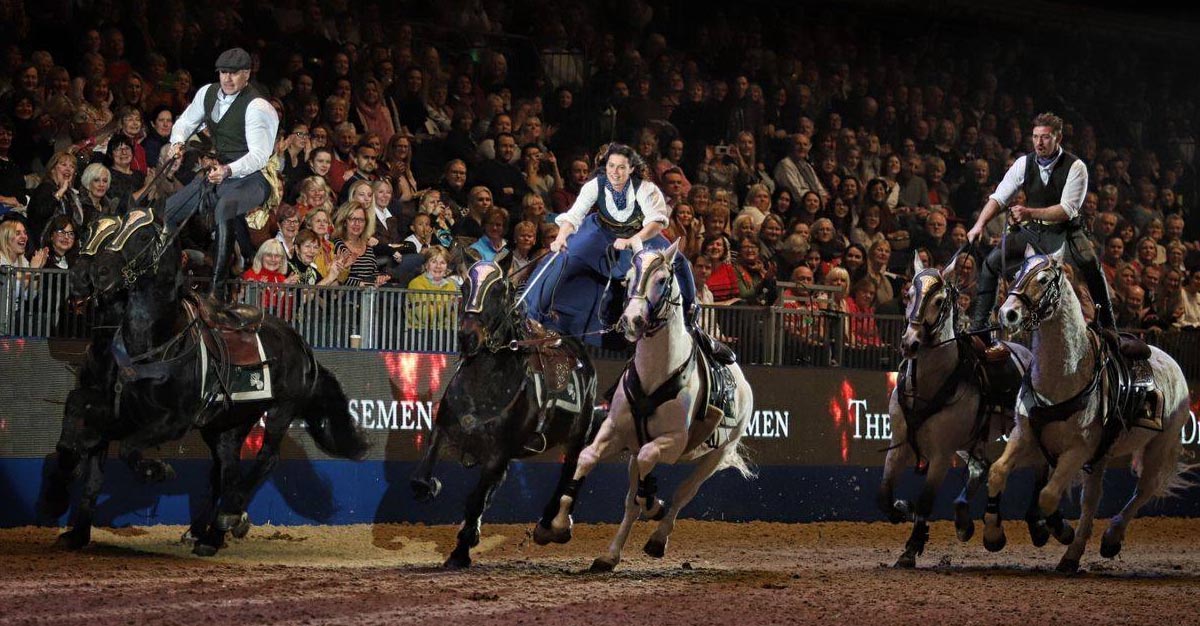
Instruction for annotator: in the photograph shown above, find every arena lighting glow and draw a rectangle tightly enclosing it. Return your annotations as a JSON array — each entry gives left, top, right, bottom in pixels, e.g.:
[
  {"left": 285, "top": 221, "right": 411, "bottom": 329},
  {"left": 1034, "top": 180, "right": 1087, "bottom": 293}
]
[
  {"left": 380, "top": 352, "right": 450, "bottom": 451},
  {"left": 241, "top": 415, "right": 266, "bottom": 458},
  {"left": 828, "top": 379, "right": 854, "bottom": 463}
]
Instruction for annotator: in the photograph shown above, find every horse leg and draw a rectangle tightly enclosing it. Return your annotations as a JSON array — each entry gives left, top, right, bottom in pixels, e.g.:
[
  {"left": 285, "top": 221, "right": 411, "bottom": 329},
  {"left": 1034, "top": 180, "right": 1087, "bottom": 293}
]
[
  {"left": 895, "top": 453, "right": 951, "bottom": 568},
  {"left": 119, "top": 443, "right": 175, "bottom": 484},
  {"left": 57, "top": 446, "right": 107, "bottom": 550},
  {"left": 222, "top": 411, "right": 294, "bottom": 539},
  {"left": 410, "top": 425, "right": 444, "bottom": 502},
  {"left": 983, "top": 417, "right": 1037, "bottom": 552},
  {"left": 534, "top": 416, "right": 589, "bottom": 546},
  {"left": 954, "top": 453, "right": 988, "bottom": 543},
  {"left": 444, "top": 456, "right": 509, "bottom": 569},
  {"left": 644, "top": 447, "right": 725, "bottom": 559},
  {"left": 551, "top": 414, "right": 624, "bottom": 534},
  {"left": 1032, "top": 445, "right": 1090, "bottom": 572},
  {"left": 184, "top": 444, "right": 223, "bottom": 544},
  {"left": 194, "top": 426, "right": 250, "bottom": 557},
  {"left": 1102, "top": 425, "right": 1184, "bottom": 560},
  {"left": 590, "top": 456, "right": 642, "bottom": 573},
  {"left": 1057, "top": 460, "right": 1105, "bottom": 573},
  {"left": 632, "top": 432, "right": 687, "bottom": 520},
  {"left": 878, "top": 406, "right": 915, "bottom": 524},
  {"left": 41, "top": 444, "right": 81, "bottom": 520}
]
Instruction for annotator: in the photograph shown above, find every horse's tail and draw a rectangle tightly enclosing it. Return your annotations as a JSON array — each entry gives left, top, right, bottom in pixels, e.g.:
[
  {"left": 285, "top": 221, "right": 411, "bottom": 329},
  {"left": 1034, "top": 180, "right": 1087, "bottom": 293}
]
[{"left": 302, "top": 364, "right": 370, "bottom": 461}]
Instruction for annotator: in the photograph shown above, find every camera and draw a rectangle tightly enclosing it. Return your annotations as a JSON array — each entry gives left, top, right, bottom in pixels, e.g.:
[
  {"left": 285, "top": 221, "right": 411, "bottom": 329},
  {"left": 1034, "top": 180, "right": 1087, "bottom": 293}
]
[{"left": 714, "top": 144, "right": 730, "bottom": 156}]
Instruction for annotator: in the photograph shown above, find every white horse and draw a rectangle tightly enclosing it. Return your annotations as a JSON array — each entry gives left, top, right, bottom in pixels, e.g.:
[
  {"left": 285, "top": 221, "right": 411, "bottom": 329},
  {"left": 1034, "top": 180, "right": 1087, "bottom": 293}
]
[
  {"left": 986, "top": 244, "right": 1192, "bottom": 573},
  {"left": 880, "top": 254, "right": 1065, "bottom": 568},
  {"left": 545, "top": 241, "right": 754, "bottom": 572}
]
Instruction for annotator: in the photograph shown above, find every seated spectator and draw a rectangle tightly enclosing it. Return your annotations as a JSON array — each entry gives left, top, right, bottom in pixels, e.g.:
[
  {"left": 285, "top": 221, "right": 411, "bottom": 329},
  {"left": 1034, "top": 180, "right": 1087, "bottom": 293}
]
[
  {"left": 274, "top": 204, "right": 301, "bottom": 259},
  {"left": 810, "top": 217, "right": 847, "bottom": 269},
  {"left": 519, "top": 191, "right": 551, "bottom": 226},
  {"left": 404, "top": 213, "right": 435, "bottom": 254},
  {"left": 242, "top": 239, "right": 298, "bottom": 315},
  {"left": 860, "top": 239, "right": 900, "bottom": 306},
  {"left": 702, "top": 234, "right": 739, "bottom": 303},
  {"left": 406, "top": 245, "right": 459, "bottom": 332},
  {"left": 468, "top": 207, "right": 509, "bottom": 262},
  {"left": 781, "top": 264, "right": 826, "bottom": 344},
  {"left": 757, "top": 214, "right": 786, "bottom": 270},
  {"left": 1177, "top": 269, "right": 1200, "bottom": 329},
  {"left": 841, "top": 243, "right": 867, "bottom": 278},
  {"left": 26, "top": 152, "right": 83, "bottom": 239},
  {"left": 553, "top": 156, "right": 591, "bottom": 214},
  {"left": 103, "top": 134, "right": 148, "bottom": 212},
  {"left": 332, "top": 202, "right": 388, "bottom": 287},
  {"left": 79, "top": 162, "right": 119, "bottom": 221},
  {"left": 291, "top": 228, "right": 345, "bottom": 286},
  {"left": 733, "top": 236, "right": 777, "bottom": 305},
  {"left": 1116, "top": 284, "right": 1166, "bottom": 331},
  {"left": 691, "top": 253, "right": 732, "bottom": 342},
  {"left": 846, "top": 277, "right": 883, "bottom": 347},
  {"left": 437, "top": 159, "right": 470, "bottom": 216},
  {"left": 521, "top": 143, "right": 561, "bottom": 208},
  {"left": 142, "top": 105, "right": 174, "bottom": 169},
  {"left": 303, "top": 208, "right": 337, "bottom": 277},
  {"left": 502, "top": 220, "right": 539, "bottom": 283},
  {"left": 295, "top": 175, "right": 335, "bottom": 223},
  {"left": 851, "top": 205, "right": 887, "bottom": 249},
  {"left": 41, "top": 215, "right": 79, "bottom": 269}
]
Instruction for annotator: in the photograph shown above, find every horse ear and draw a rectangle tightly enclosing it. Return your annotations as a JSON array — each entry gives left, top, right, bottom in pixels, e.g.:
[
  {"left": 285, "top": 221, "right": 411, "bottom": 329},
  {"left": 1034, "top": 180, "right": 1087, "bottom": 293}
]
[
  {"left": 913, "top": 253, "right": 926, "bottom": 274},
  {"left": 1024, "top": 243, "right": 1037, "bottom": 259},
  {"left": 665, "top": 238, "right": 680, "bottom": 262},
  {"left": 1049, "top": 244, "right": 1067, "bottom": 265},
  {"left": 941, "top": 254, "right": 958, "bottom": 279}
]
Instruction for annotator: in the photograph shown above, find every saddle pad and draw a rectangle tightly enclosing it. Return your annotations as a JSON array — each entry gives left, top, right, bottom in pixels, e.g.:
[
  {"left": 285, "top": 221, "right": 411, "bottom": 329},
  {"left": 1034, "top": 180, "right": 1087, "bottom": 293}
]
[
  {"left": 531, "top": 369, "right": 583, "bottom": 414},
  {"left": 199, "top": 334, "right": 274, "bottom": 402},
  {"left": 702, "top": 355, "right": 739, "bottom": 451}
]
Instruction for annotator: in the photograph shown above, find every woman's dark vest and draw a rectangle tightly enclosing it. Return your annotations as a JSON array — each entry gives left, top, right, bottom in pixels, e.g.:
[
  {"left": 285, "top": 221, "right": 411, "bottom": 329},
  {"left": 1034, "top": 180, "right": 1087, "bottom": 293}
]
[
  {"left": 203, "top": 83, "right": 263, "bottom": 165},
  {"left": 1022, "top": 150, "right": 1080, "bottom": 220},
  {"left": 594, "top": 176, "right": 644, "bottom": 237}
]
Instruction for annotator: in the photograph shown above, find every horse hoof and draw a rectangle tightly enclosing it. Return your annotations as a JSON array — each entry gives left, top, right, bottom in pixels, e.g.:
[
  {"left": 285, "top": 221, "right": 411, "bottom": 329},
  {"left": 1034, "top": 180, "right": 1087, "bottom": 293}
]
[
  {"left": 983, "top": 533, "right": 1007, "bottom": 553},
  {"left": 56, "top": 529, "right": 89, "bottom": 551},
  {"left": 894, "top": 553, "right": 917, "bottom": 569},
  {"left": 1100, "top": 539, "right": 1122, "bottom": 559},
  {"left": 180, "top": 529, "right": 198, "bottom": 545},
  {"left": 643, "top": 538, "right": 667, "bottom": 559},
  {"left": 532, "top": 522, "right": 572, "bottom": 546},
  {"left": 411, "top": 477, "right": 442, "bottom": 503},
  {"left": 216, "top": 512, "right": 247, "bottom": 533},
  {"left": 956, "top": 519, "right": 975, "bottom": 543},
  {"left": 1056, "top": 557, "right": 1080, "bottom": 574},
  {"left": 1054, "top": 522, "right": 1076, "bottom": 546},
  {"left": 443, "top": 552, "right": 472, "bottom": 569},
  {"left": 1027, "top": 520, "right": 1051, "bottom": 548},
  {"left": 192, "top": 542, "right": 219, "bottom": 557},
  {"left": 589, "top": 557, "right": 617, "bottom": 573},
  {"left": 230, "top": 515, "right": 252, "bottom": 539}
]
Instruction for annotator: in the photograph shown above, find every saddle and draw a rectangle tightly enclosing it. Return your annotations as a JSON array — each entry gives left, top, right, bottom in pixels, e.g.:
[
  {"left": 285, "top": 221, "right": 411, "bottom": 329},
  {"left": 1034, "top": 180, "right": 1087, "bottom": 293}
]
[
  {"left": 1099, "top": 330, "right": 1159, "bottom": 432},
  {"left": 184, "top": 292, "right": 266, "bottom": 368},
  {"left": 522, "top": 320, "right": 576, "bottom": 393},
  {"left": 686, "top": 349, "right": 738, "bottom": 454}
]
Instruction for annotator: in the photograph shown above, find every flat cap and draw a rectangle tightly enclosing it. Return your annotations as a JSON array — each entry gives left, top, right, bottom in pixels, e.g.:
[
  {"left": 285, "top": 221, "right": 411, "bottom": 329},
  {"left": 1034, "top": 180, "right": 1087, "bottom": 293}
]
[{"left": 215, "top": 48, "right": 252, "bottom": 72}]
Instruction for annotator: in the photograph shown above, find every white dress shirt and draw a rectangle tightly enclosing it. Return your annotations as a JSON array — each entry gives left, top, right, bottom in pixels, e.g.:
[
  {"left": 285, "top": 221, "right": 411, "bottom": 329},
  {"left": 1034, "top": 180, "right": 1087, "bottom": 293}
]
[
  {"left": 171, "top": 83, "right": 279, "bottom": 179},
  {"left": 989, "top": 149, "right": 1088, "bottom": 220},
  {"left": 556, "top": 177, "right": 670, "bottom": 231}
]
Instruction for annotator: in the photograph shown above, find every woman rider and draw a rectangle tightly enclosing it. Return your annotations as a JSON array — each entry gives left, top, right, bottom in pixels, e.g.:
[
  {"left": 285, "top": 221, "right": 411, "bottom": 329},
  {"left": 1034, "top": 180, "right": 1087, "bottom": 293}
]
[{"left": 523, "top": 143, "right": 731, "bottom": 362}]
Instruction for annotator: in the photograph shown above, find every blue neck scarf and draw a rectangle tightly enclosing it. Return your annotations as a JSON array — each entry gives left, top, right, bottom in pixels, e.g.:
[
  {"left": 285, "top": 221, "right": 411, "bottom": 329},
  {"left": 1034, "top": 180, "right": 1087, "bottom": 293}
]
[
  {"left": 605, "top": 177, "right": 629, "bottom": 212},
  {"left": 1036, "top": 147, "right": 1061, "bottom": 168}
]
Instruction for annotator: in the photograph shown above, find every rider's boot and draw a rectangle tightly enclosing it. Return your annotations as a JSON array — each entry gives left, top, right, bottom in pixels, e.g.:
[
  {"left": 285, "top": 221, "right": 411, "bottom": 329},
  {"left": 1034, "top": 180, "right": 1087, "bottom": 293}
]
[
  {"left": 968, "top": 290, "right": 1010, "bottom": 363},
  {"left": 687, "top": 304, "right": 735, "bottom": 365},
  {"left": 523, "top": 401, "right": 554, "bottom": 454},
  {"left": 208, "top": 219, "right": 234, "bottom": 303}
]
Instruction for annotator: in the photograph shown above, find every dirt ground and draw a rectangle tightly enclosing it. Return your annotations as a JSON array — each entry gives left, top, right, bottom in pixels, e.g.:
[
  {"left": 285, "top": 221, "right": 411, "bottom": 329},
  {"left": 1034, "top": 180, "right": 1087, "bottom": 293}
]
[{"left": 2, "top": 517, "right": 1199, "bottom": 626}]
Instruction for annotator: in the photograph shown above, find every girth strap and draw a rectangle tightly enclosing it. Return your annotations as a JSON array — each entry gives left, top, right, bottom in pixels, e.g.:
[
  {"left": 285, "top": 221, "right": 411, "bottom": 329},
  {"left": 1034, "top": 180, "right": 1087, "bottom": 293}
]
[{"left": 623, "top": 344, "right": 697, "bottom": 447}]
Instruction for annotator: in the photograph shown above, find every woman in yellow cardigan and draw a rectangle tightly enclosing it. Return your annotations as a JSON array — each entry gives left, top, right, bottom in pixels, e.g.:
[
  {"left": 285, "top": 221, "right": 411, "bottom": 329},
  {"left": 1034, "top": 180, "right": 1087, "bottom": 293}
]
[{"left": 405, "top": 245, "right": 460, "bottom": 350}]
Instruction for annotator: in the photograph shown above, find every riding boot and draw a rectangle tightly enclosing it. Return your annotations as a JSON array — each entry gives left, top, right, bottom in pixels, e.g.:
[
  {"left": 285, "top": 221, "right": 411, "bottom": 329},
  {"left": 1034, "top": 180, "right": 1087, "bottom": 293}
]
[
  {"left": 967, "top": 290, "right": 1010, "bottom": 362},
  {"left": 209, "top": 219, "right": 235, "bottom": 303},
  {"left": 687, "top": 304, "right": 735, "bottom": 365},
  {"left": 523, "top": 400, "right": 555, "bottom": 454}
]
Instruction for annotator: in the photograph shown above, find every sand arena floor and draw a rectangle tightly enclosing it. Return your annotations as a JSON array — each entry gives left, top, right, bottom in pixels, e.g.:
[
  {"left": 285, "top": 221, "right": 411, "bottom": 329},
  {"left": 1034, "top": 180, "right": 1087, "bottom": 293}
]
[{"left": 2, "top": 518, "right": 1199, "bottom": 625}]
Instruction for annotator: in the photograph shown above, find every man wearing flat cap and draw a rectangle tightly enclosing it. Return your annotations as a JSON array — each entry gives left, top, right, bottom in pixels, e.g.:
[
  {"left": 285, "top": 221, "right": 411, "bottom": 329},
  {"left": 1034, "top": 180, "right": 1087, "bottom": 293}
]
[{"left": 161, "top": 47, "right": 279, "bottom": 300}]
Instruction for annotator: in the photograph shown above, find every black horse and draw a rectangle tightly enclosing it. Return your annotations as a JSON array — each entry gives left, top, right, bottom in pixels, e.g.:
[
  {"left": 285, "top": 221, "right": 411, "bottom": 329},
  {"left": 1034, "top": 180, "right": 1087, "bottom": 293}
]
[
  {"left": 55, "top": 209, "right": 368, "bottom": 556},
  {"left": 41, "top": 217, "right": 180, "bottom": 525},
  {"left": 410, "top": 261, "right": 601, "bottom": 567}
]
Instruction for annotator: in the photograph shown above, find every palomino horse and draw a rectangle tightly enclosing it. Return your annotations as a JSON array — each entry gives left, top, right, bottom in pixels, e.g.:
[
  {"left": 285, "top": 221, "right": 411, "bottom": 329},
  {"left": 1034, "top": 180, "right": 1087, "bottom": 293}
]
[
  {"left": 545, "top": 241, "right": 754, "bottom": 572},
  {"left": 986, "top": 244, "right": 1191, "bottom": 572},
  {"left": 410, "top": 260, "right": 601, "bottom": 568},
  {"left": 879, "top": 254, "right": 1067, "bottom": 568}
]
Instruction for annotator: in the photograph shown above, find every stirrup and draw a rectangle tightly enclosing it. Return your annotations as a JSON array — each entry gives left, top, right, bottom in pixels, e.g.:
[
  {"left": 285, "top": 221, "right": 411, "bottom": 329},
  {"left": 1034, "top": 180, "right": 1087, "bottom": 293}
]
[{"left": 523, "top": 433, "right": 548, "bottom": 454}]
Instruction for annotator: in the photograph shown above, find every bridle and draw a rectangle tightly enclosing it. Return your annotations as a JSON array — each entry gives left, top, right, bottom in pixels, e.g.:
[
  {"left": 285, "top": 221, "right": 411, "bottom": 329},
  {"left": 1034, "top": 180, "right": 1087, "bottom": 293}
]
[
  {"left": 462, "top": 261, "right": 521, "bottom": 356},
  {"left": 1006, "top": 255, "right": 1063, "bottom": 332},
  {"left": 907, "top": 267, "right": 958, "bottom": 347},
  {"left": 624, "top": 250, "right": 681, "bottom": 339}
]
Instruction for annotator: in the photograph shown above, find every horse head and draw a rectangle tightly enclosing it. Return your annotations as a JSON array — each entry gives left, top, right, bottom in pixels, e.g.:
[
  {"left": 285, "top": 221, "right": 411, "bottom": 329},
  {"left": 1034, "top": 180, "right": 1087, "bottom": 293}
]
[
  {"left": 999, "top": 244, "right": 1066, "bottom": 333},
  {"left": 68, "top": 216, "right": 124, "bottom": 312},
  {"left": 90, "top": 209, "right": 180, "bottom": 299},
  {"left": 459, "top": 260, "right": 514, "bottom": 356},
  {"left": 901, "top": 253, "right": 960, "bottom": 357},
  {"left": 619, "top": 241, "right": 682, "bottom": 342}
]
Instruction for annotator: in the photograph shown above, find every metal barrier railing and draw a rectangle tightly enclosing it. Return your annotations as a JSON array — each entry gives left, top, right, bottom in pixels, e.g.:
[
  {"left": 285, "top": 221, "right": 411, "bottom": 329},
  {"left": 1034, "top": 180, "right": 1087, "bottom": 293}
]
[{"left": 6, "top": 266, "right": 1200, "bottom": 373}]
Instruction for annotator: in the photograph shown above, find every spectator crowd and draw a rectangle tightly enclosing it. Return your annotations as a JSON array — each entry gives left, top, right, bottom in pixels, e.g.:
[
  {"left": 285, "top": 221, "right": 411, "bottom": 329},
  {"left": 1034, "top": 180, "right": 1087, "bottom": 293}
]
[{"left": 1, "top": 0, "right": 1198, "bottom": 360}]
